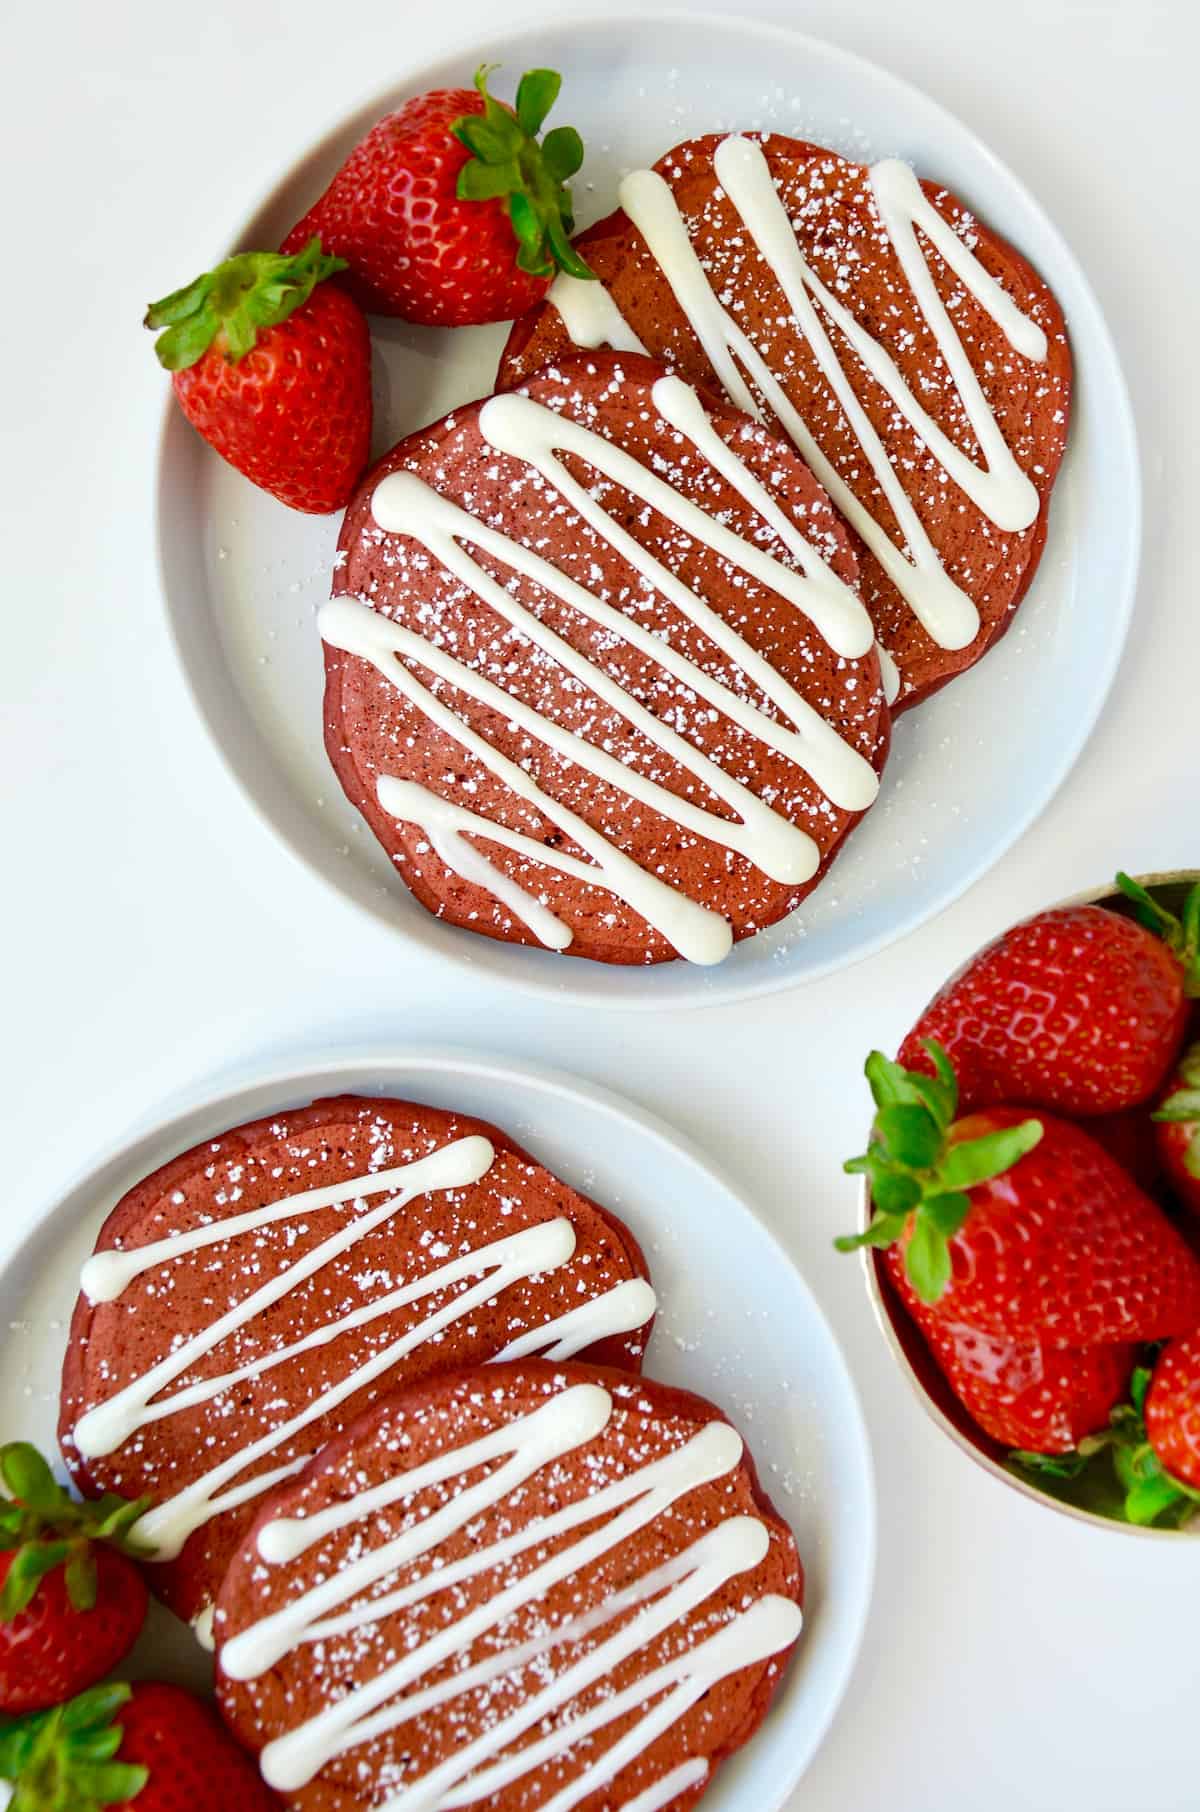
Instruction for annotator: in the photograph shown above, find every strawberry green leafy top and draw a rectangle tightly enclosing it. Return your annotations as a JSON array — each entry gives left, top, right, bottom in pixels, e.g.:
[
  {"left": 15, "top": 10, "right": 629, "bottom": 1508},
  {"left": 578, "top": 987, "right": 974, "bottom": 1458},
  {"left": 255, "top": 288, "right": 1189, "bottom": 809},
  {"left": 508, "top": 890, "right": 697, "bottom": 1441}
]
[
  {"left": 145, "top": 236, "right": 347, "bottom": 371},
  {"left": 836, "top": 1040, "right": 1042, "bottom": 1303},
  {"left": 0, "top": 1444, "right": 147, "bottom": 1621},
  {"left": 452, "top": 66, "right": 594, "bottom": 281},
  {"left": 1115, "top": 870, "right": 1200, "bottom": 996},
  {"left": 0, "top": 1684, "right": 147, "bottom": 1812}
]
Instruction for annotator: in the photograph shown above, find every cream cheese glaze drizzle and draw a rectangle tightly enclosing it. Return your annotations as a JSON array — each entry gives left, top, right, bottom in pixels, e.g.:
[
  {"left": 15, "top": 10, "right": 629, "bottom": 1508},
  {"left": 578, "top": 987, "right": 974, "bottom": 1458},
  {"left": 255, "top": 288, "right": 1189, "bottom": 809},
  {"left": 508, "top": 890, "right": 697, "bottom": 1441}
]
[
  {"left": 220, "top": 1382, "right": 802, "bottom": 1810},
  {"left": 546, "top": 272, "right": 651, "bottom": 358},
  {"left": 549, "top": 134, "right": 1049, "bottom": 657},
  {"left": 620, "top": 1762, "right": 710, "bottom": 1812},
  {"left": 323, "top": 371, "right": 881, "bottom": 964},
  {"left": 71, "top": 1138, "right": 656, "bottom": 1560}
]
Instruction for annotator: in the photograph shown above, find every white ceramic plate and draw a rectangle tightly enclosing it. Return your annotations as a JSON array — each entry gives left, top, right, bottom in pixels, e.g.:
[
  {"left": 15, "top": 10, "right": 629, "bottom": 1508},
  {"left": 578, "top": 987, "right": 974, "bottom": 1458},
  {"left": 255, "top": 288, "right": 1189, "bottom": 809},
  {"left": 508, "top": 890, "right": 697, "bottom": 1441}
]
[
  {"left": 158, "top": 12, "right": 1139, "bottom": 1008},
  {"left": 0, "top": 1047, "right": 874, "bottom": 1810}
]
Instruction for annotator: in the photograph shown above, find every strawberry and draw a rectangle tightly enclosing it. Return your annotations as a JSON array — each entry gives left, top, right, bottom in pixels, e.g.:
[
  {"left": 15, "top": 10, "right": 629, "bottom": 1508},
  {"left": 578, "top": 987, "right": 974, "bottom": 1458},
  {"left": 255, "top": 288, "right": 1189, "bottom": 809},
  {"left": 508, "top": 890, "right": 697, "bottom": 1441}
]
[
  {"left": 838, "top": 1043, "right": 1200, "bottom": 1343},
  {"left": 0, "top": 1446, "right": 147, "bottom": 1715},
  {"left": 1152, "top": 1041, "right": 1200, "bottom": 1214},
  {"left": 898, "top": 874, "right": 1200, "bottom": 1117},
  {"left": 891, "top": 1279, "right": 1134, "bottom": 1452},
  {"left": 1144, "top": 1331, "right": 1200, "bottom": 1494},
  {"left": 145, "top": 236, "right": 371, "bottom": 513},
  {"left": 281, "top": 65, "right": 594, "bottom": 326},
  {"left": 0, "top": 1680, "right": 280, "bottom": 1810}
]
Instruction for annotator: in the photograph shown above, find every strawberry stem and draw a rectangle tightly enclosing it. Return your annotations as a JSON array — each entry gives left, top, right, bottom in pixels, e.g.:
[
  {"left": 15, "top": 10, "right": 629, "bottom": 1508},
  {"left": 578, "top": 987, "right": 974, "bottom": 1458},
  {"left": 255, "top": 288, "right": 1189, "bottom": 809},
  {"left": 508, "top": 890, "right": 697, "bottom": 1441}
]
[
  {"left": 1114, "top": 871, "right": 1200, "bottom": 997},
  {"left": 0, "top": 1684, "right": 147, "bottom": 1812},
  {"left": 835, "top": 1041, "right": 1043, "bottom": 1304},
  {"left": 144, "top": 236, "right": 347, "bottom": 371},
  {"left": 451, "top": 65, "right": 594, "bottom": 282},
  {"left": 0, "top": 1444, "right": 148, "bottom": 1620}
]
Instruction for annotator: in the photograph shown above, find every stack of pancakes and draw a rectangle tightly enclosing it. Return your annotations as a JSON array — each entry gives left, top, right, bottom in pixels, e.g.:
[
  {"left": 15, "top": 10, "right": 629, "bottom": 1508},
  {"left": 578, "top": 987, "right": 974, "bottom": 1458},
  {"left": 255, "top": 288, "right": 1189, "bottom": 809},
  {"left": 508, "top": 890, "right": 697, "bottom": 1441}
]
[
  {"left": 322, "top": 131, "right": 1070, "bottom": 968},
  {"left": 60, "top": 1093, "right": 804, "bottom": 1810}
]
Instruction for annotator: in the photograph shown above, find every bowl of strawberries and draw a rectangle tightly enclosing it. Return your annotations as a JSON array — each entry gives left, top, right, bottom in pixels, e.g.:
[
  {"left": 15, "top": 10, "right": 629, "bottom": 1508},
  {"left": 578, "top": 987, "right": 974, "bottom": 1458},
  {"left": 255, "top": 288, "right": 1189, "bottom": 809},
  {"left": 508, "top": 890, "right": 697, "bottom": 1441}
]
[{"left": 838, "top": 870, "right": 1200, "bottom": 1533}]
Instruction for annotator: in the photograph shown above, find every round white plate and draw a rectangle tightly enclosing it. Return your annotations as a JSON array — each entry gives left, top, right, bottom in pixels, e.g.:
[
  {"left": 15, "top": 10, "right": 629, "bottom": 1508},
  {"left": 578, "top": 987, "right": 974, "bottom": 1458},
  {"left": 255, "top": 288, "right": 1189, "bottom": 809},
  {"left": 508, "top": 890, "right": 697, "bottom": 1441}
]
[
  {"left": 1, "top": 1047, "right": 874, "bottom": 1809},
  {"left": 158, "top": 12, "right": 1139, "bottom": 1008}
]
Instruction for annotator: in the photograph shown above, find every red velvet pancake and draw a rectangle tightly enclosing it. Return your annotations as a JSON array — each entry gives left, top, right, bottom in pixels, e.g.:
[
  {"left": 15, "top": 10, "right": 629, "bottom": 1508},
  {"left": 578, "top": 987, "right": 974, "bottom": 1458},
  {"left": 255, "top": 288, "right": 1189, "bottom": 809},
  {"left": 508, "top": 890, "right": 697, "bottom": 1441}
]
[
  {"left": 324, "top": 350, "right": 889, "bottom": 966},
  {"left": 499, "top": 133, "right": 1071, "bottom": 710},
  {"left": 215, "top": 1360, "right": 803, "bottom": 1812},
  {"left": 59, "top": 1097, "right": 654, "bottom": 1626}
]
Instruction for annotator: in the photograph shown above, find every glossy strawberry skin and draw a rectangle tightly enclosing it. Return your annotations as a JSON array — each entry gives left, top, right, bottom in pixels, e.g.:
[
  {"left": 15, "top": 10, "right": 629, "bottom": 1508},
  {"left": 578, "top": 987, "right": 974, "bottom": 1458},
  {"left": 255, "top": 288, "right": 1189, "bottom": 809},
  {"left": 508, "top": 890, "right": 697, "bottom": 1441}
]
[
  {"left": 0, "top": 1547, "right": 146, "bottom": 1713},
  {"left": 114, "top": 1683, "right": 279, "bottom": 1810},
  {"left": 897, "top": 1108, "right": 1200, "bottom": 1346},
  {"left": 899, "top": 904, "right": 1188, "bottom": 1116},
  {"left": 282, "top": 89, "right": 550, "bottom": 326},
  {"left": 172, "top": 282, "right": 371, "bottom": 513},
  {"left": 888, "top": 1263, "right": 1134, "bottom": 1452},
  {"left": 1145, "top": 1333, "right": 1200, "bottom": 1491}
]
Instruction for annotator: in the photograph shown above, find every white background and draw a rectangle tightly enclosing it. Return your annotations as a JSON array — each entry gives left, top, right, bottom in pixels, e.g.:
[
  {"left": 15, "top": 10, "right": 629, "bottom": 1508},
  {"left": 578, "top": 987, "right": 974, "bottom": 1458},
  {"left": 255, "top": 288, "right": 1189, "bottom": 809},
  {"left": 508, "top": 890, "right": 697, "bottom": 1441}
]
[{"left": 2, "top": 2, "right": 1197, "bottom": 1809}]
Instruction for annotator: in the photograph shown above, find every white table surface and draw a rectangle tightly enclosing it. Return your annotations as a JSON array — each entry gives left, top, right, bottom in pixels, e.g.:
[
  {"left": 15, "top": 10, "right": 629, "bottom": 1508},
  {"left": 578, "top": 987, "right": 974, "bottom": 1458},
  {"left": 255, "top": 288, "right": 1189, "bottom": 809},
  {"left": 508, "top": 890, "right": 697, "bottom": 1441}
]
[{"left": 2, "top": 2, "right": 1196, "bottom": 1807}]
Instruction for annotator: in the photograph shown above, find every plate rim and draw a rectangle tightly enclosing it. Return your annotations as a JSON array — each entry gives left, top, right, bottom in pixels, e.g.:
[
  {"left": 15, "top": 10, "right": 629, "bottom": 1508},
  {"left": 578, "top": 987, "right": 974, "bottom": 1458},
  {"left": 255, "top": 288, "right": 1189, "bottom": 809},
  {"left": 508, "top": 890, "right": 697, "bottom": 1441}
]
[
  {"left": 153, "top": 8, "right": 1142, "bottom": 1011},
  {"left": 10, "top": 1040, "right": 876, "bottom": 1808}
]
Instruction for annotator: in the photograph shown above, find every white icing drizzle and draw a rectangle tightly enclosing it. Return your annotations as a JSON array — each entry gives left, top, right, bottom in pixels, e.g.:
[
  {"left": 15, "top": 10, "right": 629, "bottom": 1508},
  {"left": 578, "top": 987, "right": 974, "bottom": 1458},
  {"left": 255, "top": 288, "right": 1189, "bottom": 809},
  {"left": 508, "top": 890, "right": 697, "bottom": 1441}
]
[
  {"left": 191, "top": 1603, "right": 216, "bottom": 1652},
  {"left": 876, "top": 642, "right": 901, "bottom": 705},
  {"left": 74, "top": 1138, "right": 496, "bottom": 1461},
  {"left": 379, "top": 778, "right": 579, "bottom": 952},
  {"left": 73, "top": 1141, "right": 655, "bottom": 1560},
  {"left": 718, "top": 145, "right": 1040, "bottom": 534},
  {"left": 222, "top": 1383, "right": 802, "bottom": 1811},
  {"left": 495, "top": 1276, "right": 657, "bottom": 1361},
  {"left": 869, "top": 158, "right": 1047, "bottom": 366},
  {"left": 552, "top": 136, "right": 1048, "bottom": 653},
  {"left": 323, "top": 598, "right": 734, "bottom": 967},
  {"left": 79, "top": 1147, "right": 486, "bottom": 1306},
  {"left": 325, "top": 372, "right": 882, "bottom": 963},
  {"left": 620, "top": 1761, "right": 709, "bottom": 1812},
  {"left": 478, "top": 385, "right": 872, "bottom": 662},
  {"left": 366, "top": 485, "right": 847, "bottom": 854},
  {"left": 547, "top": 271, "right": 650, "bottom": 356}
]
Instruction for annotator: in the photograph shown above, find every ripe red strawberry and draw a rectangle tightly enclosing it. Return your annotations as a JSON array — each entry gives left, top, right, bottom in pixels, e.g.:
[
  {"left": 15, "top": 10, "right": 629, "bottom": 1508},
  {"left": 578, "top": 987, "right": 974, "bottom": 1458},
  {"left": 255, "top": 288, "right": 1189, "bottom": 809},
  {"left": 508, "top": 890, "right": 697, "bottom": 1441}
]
[
  {"left": 1152, "top": 1042, "right": 1200, "bottom": 1214},
  {"left": 145, "top": 236, "right": 371, "bottom": 513},
  {"left": 0, "top": 1680, "right": 280, "bottom": 1810},
  {"left": 0, "top": 1445, "right": 147, "bottom": 1714},
  {"left": 1145, "top": 1331, "right": 1200, "bottom": 1493},
  {"left": 281, "top": 65, "right": 594, "bottom": 326},
  {"left": 898, "top": 874, "right": 1200, "bottom": 1117},
  {"left": 838, "top": 1043, "right": 1200, "bottom": 1344},
  {"left": 887, "top": 1265, "right": 1134, "bottom": 1451}
]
